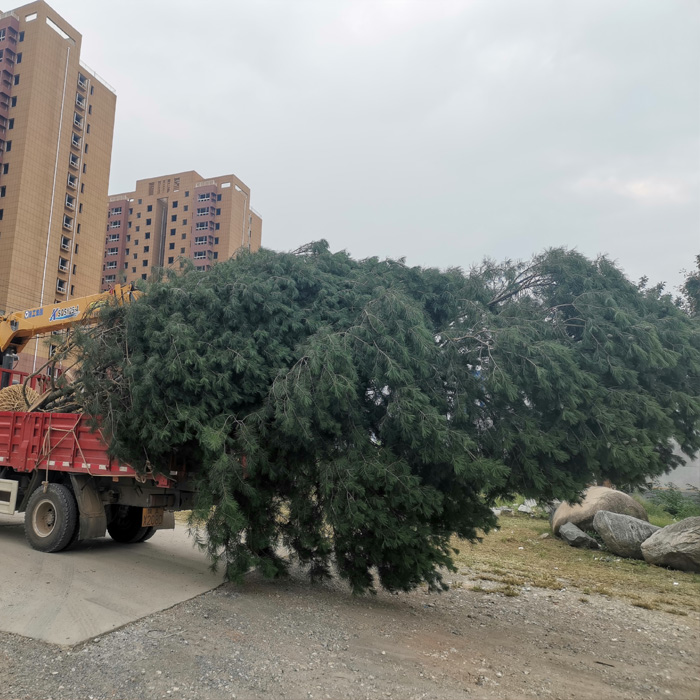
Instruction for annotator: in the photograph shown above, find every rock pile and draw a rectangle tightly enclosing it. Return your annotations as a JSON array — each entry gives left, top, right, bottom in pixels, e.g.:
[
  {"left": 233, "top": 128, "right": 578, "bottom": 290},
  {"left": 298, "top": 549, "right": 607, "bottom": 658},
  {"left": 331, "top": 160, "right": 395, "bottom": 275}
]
[{"left": 552, "top": 490, "right": 700, "bottom": 572}]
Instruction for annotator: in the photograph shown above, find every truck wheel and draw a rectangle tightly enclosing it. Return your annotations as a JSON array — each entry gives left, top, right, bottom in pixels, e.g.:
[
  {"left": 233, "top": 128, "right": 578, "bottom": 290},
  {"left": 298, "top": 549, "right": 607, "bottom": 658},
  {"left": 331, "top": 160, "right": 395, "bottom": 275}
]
[
  {"left": 25, "top": 484, "right": 79, "bottom": 553},
  {"left": 107, "top": 505, "right": 149, "bottom": 543},
  {"left": 138, "top": 527, "right": 157, "bottom": 542}
]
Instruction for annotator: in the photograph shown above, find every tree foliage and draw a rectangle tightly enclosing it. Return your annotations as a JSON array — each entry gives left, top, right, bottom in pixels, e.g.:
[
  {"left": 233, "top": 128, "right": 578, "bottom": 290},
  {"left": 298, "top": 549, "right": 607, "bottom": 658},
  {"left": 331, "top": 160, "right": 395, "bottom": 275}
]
[{"left": 67, "top": 244, "right": 700, "bottom": 593}]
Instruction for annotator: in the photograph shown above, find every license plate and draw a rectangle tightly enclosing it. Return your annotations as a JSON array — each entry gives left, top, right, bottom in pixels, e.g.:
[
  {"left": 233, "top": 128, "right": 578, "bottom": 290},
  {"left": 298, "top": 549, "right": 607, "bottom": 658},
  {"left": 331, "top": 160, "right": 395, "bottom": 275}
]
[{"left": 142, "top": 507, "right": 164, "bottom": 527}]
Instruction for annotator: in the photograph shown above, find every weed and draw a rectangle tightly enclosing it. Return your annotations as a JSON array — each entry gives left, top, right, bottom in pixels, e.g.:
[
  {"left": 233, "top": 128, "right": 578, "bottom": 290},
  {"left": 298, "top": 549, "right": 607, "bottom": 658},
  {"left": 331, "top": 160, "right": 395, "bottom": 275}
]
[{"left": 453, "top": 513, "right": 700, "bottom": 615}]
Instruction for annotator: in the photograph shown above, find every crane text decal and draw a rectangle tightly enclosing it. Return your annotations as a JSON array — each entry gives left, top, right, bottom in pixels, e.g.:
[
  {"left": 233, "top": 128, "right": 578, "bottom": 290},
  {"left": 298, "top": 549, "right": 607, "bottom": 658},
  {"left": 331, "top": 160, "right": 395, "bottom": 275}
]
[
  {"left": 24, "top": 308, "right": 44, "bottom": 319},
  {"left": 49, "top": 305, "right": 80, "bottom": 322}
]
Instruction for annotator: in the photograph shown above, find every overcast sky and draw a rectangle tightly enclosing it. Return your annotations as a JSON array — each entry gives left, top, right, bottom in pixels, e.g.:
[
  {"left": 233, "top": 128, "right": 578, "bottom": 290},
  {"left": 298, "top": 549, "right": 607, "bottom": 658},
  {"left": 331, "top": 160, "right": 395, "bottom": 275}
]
[{"left": 48, "top": 0, "right": 699, "bottom": 291}]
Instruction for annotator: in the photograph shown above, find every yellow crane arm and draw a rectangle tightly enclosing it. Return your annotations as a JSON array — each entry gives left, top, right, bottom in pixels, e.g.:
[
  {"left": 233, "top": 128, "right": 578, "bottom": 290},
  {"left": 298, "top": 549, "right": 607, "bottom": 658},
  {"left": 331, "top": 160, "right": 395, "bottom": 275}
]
[{"left": 0, "top": 284, "right": 141, "bottom": 355}]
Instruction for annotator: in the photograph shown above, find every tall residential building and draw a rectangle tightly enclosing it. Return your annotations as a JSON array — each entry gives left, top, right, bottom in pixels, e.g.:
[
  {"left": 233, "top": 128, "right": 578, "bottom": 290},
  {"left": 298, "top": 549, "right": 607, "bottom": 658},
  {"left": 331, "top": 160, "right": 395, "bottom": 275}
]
[
  {"left": 0, "top": 1, "right": 116, "bottom": 372},
  {"left": 102, "top": 171, "right": 262, "bottom": 289}
]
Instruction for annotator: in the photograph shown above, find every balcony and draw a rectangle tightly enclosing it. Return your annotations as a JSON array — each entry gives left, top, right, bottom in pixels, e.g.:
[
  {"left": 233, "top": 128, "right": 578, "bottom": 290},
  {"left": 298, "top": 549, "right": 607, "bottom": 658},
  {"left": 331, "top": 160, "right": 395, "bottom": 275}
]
[
  {"left": 65, "top": 194, "right": 75, "bottom": 210},
  {"left": 71, "top": 133, "right": 81, "bottom": 149},
  {"left": 56, "top": 280, "right": 67, "bottom": 295},
  {"left": 67, "top": 173, "right": 78, "bottom": 189},
  {"left": 73, "top": 113, "right": 83, "bottom": 129},
  {"left": 62, "top": 215, "right": 73, "bottom": 231},
  {"left": 58, "top": 260, "right": 69, "bottom": 273},
  {"left": 77, "top": 73, "right": 87, "bottom": 90},
  {"left": 69, "top": 154, "right": 80, "bottom": 169},
  {"left": 75, "top": 93, "right": 85, "bottom": 109},
  {"left": 60, "top": 236, "right": 71, "bottom": 251}
]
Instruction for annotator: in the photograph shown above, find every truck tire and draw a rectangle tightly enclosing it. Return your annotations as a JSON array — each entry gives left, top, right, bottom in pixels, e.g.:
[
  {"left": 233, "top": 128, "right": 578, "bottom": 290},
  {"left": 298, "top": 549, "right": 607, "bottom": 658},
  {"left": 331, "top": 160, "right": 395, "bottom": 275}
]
[
  {"left": 107, "top": 505, "right": 149, "bottom": 544},
  {"left": 25, "top": 484, "right": 79, "bottom": 553},
  {"left": 138, "top": 527, "right": 157, "bottom": 542}
]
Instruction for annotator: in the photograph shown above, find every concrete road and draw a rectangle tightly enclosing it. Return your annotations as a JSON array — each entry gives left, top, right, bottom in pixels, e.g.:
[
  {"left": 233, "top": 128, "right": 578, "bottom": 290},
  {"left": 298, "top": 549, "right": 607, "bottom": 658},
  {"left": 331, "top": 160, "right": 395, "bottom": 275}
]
[{"left": 0, "top": 513, "right": 223, "bottom": 646}]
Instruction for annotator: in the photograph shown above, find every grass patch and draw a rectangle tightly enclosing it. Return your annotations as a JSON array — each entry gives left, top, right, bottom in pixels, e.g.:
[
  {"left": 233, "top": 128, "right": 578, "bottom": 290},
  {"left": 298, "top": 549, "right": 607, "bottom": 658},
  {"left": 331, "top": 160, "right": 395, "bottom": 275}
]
[{"left": 453, "top": 514, "right": 700, "bottom": 615}]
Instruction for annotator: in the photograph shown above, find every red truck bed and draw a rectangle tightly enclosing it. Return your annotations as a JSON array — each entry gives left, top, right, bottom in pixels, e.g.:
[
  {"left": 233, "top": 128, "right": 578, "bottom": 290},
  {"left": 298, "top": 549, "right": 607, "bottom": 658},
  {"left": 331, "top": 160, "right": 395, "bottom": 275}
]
[{"left": 0, "top": 411, "right": 170, "bottom": 487}]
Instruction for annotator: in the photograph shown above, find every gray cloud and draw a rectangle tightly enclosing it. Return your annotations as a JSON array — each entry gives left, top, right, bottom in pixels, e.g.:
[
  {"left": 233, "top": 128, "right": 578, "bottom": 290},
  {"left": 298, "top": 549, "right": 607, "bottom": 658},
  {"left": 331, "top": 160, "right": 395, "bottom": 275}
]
[{"left": 52, "top": 0, "right": 699, "bottom": 289}]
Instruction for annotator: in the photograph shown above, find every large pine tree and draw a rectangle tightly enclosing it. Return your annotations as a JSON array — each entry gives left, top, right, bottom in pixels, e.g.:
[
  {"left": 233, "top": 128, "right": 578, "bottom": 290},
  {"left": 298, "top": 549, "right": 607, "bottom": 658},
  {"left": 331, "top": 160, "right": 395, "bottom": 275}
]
[{"left": 68, "top": 244, "right": 700, "bottom": 592}]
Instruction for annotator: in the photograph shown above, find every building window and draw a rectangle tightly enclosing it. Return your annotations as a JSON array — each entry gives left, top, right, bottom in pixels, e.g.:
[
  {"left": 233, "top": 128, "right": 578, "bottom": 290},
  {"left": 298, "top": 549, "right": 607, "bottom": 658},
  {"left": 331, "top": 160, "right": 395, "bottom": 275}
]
[
  {"left": 214, "top": 237, "right": 219, "bottom": 245},
  {"left": 172, "top": 201, "right": 178, "bottom": 208},
  {"left": 84, "top": 143, "right": 88, "bottom": 154},
  {"left": 16, "top": 53, "right": 22, "bottom": 64},
  {"left": 8, "top": 118, "right": 13, "bottom": 129},
  {"left": 171, "top": 215, "right": 177, "bottom": 222},
  {"left": 181, "top": 234, "right": 187, "bottom": 240},
  {"left": 5, "top": 140, "right": 10, "bottom": 152},
  {"left": 215, "top": 223, "right": 220, "bottom": 230},
  {"left": 196, "top": 207, "right": 208, "bottom": 217},
  {"left": 183, "top": 205, "right": 188, "bottom": 212},
  {"left": 185, "top": 191, "right": 189, "bottom": 197},
  {"left": 217, "top": 194, "right": 222, "bottom": 201},
  {"left": 180, "top": 248, "right": 185, "bottom": 254},
  {"left": 110, "top": 207, "right": 122, "bottom": 216},
  {"left": 104, "top": 275, "right": 116, "bottom": 283},
  {"left": 182, "top": 219, "right": 187, "bottom": 225},
  {"left": 170, "top": 228, "right": 175, "bottom": 236},
  {"left": 193, "top": 251, "right": 207, "bottom": 260},
  {"left": 13, "top": 74, "right": 19, "bottom": 85},
  {"left": 147, "top": 204, "right": 152, "bottom": 212},
  {"left": 144, "top": 245, "right": 150, "bottom": 252},
  {"left": 196, "top": 222, "right": 210, "bottom": 231},
  {"left": 168, "top": 257, "right": 174, "bottom": 264},
  {"left": 143, "top": 260, "right": 148, "bottom": 267},
  {"left": 109, "top": 221, "right": 121, "bottom": 229},
  {"left": 10, "top": 96, "right": 16, "bottom": 107},
  {"left": 216, "top": 208, "right": 221, "bottom": 215},
  {"left": 141, "top": 274, "right": 147, "bottom": 280},
  {"left": 198, "top": 194, "right": 210, "bottom": 202},
  {"left": 146, "top": 218, "right": 151, "bottom": 225},
  {"left": 106, "top": 247, "right": 118, "bottom": 255},
  {"left": 213, "top": 252, "right": 218, "bottom": 260},
  {"left": 19, "top": 31, "right": 24, "bottom": 42},
  {"left": 0, "top": 186, "right": 5, "bottom": 197},
  {"left": 86, "top": 123, "right": 90, "bottom": 133},
  {"left": 169, "top": 242, "right": 175, "bottom": 250},
  {"left": 105, "top": 261, "right": 117, "bottom": 270},
  {"left": 194, "top": 236, "right": 208, "bottom": 246}
]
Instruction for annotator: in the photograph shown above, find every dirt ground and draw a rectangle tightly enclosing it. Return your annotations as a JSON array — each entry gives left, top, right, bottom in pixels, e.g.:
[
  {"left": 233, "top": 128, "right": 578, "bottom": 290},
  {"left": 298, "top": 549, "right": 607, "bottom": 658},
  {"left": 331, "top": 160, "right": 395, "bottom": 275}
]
[{"left": 2, "top": 563, "right": 699, "bottom": 700}]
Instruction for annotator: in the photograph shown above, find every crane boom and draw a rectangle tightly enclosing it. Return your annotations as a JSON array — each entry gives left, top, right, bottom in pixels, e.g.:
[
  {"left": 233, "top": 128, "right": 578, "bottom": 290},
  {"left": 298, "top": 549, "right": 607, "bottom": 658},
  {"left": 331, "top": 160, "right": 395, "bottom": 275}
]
[{"left": 0, "top": 284, "right": 141, "bottom": 357}]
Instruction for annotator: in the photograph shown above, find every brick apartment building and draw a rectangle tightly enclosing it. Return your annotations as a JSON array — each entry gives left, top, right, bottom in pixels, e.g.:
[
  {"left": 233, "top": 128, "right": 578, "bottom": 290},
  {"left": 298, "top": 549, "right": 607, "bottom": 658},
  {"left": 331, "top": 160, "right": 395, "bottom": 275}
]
[
  {"left": 101, "top": 171, "right": 262, "bottom": 289},
  {"left": 0, "top": 1, "right": 115, "bottom": 372}
]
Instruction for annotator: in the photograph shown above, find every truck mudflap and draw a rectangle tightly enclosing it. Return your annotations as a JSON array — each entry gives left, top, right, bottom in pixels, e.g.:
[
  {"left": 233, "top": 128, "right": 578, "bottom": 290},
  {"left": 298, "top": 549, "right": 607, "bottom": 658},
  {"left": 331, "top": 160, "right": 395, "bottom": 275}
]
[{"left": 70, "top": 473, "right": 107, "bottom": 540}]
